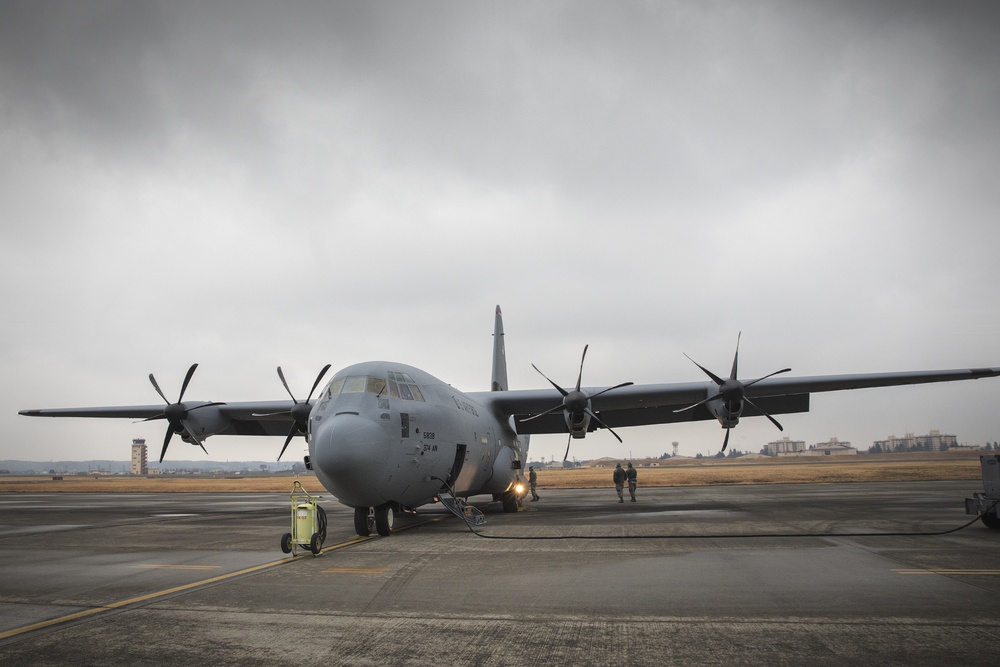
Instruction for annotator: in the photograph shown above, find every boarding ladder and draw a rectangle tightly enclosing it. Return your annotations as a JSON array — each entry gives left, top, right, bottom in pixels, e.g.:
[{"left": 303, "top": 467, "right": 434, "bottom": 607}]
[{"left": 438, "top": 492, "right": 487, "bottom": 527}]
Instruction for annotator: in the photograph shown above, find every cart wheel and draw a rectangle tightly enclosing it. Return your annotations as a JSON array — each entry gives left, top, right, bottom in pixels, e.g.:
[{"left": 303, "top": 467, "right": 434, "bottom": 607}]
[
  {"left": 280, "top": 532, "right": 293, "bottom": 554},
  {"left": 375, "top": 504, "right": 395, "bottom": 537},
  {"left": 354, "top": 507, "right": 374, "bottom": 536},
  {"left": 310, "top": 532, "right": 323, "bottom": 555}
]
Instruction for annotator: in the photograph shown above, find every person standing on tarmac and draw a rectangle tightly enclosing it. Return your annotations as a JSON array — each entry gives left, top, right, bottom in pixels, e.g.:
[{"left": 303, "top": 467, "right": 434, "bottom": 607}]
[
  {"left": 626, "top": 462, "right": 638, "bottom": 502},
  {"left": 528, "top": 466, "right": 540, "bottom": 501},
  {"left": 613, "top": 463, "right": 627, "bottom": 503}
]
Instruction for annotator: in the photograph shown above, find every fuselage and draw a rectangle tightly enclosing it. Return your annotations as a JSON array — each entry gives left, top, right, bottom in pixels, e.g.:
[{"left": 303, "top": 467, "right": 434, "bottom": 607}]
[{"left": 307, "top": 361, "right": 525, "bottom": 510}]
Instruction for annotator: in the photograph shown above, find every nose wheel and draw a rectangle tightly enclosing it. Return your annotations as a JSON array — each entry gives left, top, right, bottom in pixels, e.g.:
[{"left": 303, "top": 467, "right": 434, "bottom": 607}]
[
  {"left": 375, "top": 504, "right": 395, "bottom": 536},
  {"left": 354, "top": 507, "right": 375, "bottom": 536},
  {"left": 353, "top": 504, "right": 395, "bottom": 537}
]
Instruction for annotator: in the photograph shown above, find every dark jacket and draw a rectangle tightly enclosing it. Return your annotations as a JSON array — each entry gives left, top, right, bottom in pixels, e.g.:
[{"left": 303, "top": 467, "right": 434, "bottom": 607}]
[{"left": 613, "top": 466, "right": 627, "bottom": 485}]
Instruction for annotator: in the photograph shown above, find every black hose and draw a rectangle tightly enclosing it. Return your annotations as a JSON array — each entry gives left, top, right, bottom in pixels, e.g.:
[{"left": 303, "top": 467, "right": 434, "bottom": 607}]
[
  {"left": 462, "top": 498, "right": 1000, "bottom": 541},
  {"left": 317, "top": 504, "right": 327, "bottom": 542}
]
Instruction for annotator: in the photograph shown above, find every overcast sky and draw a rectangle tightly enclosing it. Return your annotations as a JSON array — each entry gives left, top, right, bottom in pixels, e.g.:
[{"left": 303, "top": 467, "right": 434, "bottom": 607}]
[{"left": 3, "top": 1, "right": 1000, "bottom": 465}]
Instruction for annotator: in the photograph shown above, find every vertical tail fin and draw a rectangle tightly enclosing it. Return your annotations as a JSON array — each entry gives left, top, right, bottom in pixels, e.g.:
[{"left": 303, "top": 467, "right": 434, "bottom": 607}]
[{"left": 491, "top": 305, "right": 508, "bottom": 392}]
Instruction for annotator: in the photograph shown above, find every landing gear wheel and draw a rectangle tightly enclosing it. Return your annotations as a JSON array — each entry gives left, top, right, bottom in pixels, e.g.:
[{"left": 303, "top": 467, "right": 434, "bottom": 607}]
[
  {"left": 309, "top": 532, "right": 323, "bottom": 555},
  {"left": 981, "top": 511, "right": 1000, "bottom": 530},
  {"left": 354, "top": 507, "right": 374, "bottom": 536},
  {"left": 280, "top": 532, "right": 293, "bottom": 554},
  {"left": 375, "top": 504, "right": 395, "bottom": 537}
]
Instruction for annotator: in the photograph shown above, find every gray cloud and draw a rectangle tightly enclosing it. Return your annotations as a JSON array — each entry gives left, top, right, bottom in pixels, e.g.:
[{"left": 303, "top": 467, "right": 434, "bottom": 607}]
[{"left": 3, "top": 1, "right": 1000, "bottom": 463}]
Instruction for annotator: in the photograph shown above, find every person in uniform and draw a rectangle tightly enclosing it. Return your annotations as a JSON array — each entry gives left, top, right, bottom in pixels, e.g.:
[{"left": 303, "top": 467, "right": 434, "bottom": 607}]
[
  {"left": 528, "top": 466, "right": 539, "bottom": 501},
  {"left": 626, "top": 462, "right": 638, "bottom": 502},
  {"left": 613, "top": 463, "right": 627, "bottom": 503}
]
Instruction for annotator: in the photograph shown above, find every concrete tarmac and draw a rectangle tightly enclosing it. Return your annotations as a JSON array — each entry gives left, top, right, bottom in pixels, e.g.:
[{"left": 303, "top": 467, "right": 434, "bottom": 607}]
[{"left": 1, "top": 481, "right": 998, "bottom": 666}]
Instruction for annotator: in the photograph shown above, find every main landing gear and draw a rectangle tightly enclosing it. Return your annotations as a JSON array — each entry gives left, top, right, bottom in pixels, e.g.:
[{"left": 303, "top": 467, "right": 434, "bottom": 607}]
[{"left": 354, "top": 504, "right": 395, "bottom": 537}]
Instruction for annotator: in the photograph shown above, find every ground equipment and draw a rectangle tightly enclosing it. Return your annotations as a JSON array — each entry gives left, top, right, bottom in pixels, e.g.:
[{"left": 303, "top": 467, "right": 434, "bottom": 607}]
[
  {"left": 965, "top": 454, "right": 1000, "bottom": 529},
  {"left": 281, "top": 480, "right": 327, "bottom": 555}
]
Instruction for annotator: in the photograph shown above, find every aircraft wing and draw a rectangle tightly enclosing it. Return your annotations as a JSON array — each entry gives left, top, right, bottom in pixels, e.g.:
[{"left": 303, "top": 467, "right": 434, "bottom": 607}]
[
  {"left": 19, "top": 401, "right": 301, "bottom": 438},
  {"left": 474, "top": 367, "right": 1000, "bottom": 435}
]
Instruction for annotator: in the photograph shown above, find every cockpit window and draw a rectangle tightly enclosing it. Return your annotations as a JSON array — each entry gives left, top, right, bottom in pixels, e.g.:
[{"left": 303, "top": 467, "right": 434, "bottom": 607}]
[
  {"left": 326, "top": 376, "right": 390, "bottom": 397},
  {"left": 387, "top": 371, "right": 425, "bottom": 401},
  {"left": 342, "top": 376, "right": 367, "bottom": 393},
  {"left": 325, "top": 378, "right": 345, "bottom": 397},
  {"left": 325, "top": 373, "right": 424, "bottom": 401},
  {"left": 367, "top": 377, "right": 387, "bottom": 396}
]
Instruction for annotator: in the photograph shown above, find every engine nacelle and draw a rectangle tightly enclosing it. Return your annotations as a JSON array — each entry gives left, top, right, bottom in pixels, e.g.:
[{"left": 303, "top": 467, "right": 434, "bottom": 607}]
[
  {"left": 177, "top": 404, "right": 230, "bottom": 443},
  {"left": 564, "top": 404, "right": 592, "bottom": 439},
  {"left": 708, "top": 396, "right": 743, "bottom": 429}
]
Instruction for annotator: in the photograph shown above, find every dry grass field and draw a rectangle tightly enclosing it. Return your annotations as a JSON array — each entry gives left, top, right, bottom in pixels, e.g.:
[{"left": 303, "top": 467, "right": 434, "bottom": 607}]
[{"left": 0, "top": 451, "right": 990, "bottom": 493}]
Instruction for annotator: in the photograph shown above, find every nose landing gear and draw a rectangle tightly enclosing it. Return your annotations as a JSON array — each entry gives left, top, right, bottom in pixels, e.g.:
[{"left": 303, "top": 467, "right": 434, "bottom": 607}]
[{"left": 353, "top": 504, "right": 395, "bottom": 537}]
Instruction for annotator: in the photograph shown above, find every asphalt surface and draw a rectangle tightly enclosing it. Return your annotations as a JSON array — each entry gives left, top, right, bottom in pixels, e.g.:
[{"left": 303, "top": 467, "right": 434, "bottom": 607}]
[{"left": 1, "top": 481, "right": 998, "bottom": 666}]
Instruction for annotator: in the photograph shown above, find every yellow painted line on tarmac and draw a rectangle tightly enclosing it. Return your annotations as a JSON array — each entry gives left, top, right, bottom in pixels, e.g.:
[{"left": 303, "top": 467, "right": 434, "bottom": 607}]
[
  {"left": 892, "top": 569, "right": 1000, "bottom": 575},
  {"left": 0, "top": 534, "right": 373, "bottom": 641},
  {"left": 322, "top": 567, "right": 389, "bottom": 575},
  {"left": 131, "top": 564, "right": 221, "bottom": 571}
]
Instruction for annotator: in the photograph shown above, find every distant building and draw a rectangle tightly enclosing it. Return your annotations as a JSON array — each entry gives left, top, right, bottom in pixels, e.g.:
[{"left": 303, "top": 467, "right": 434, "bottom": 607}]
[
  {"left": 763, "top": 436, "right": 806, "bottom": 456},
  {"left": 130, "top": 438, "right": 148, "bottom": 475},
  {"left": 810, "top": 438, "right": 857, "bottom": 456},
  {"left": 872, "top": 430, "right": 956, "bottom": 453}
]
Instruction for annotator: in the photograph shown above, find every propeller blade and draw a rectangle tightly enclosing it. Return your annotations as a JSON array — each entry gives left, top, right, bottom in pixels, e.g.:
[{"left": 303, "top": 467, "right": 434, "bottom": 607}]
[
  {"left": 277, "top": 366, "right": 297, "bottom": 404},
  {"left": 744, "top": 397, "right": 784, "bottom": 431},
  {"left": 673, "top": 394, "right": 717, "bottom": 413},
  {"left": 575, "top": 345, "right": 588, "bottom": 392},
  {"left": 140, "top": 412, "right": 167, "bottom": 423},
  {"left": 187, "top": 401, "right": 225, "bottom": 413},
  {"left": 159, "top": 427, "right": 174, "bottom": 463},
  {"left": 586, "top": 408, "right": 623, "bottom": 443},
  {"left": 743, "top": 367, "right": 792, "bottom": 389},
  {"left": 181, "top": 424, "right": 208, "bottom": 455},
  {"left": 531, "top": 364, "right": 569, "bottom": 397},
  {"left": 722, "top": 427, "right": 730, "bottom": 452},
  {"left": 563, "top": 432, "right": 573, "bottom": 461},
  {"left": 278, "top": 425, "right": 297, "bottom": 461},
  {"left": 306, "top": 364, "right": 332, "bottom": 402},
  {"left": 729, "top": 332, "right": 741, "bottom": 380},
  {"left": 148, "top": 374, "right": 170, "bottom": 404},
  {"left": 177, "top": 363, "right": 198, "bottom": 402},
  {"left": 588, "top": 381, "right": 635, "bottom": 399},
  {"left": 520, "top": 404, "right": 567, "bottom": 423},
  {"left": 684, "top": 354, "right": 726, "bottom": 386}
]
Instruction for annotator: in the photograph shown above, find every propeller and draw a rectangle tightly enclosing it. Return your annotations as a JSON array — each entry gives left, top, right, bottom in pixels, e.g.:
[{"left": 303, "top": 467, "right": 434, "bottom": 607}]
[
  {"left": 523, "top": 345, "right": 633, "bottom": 460},
  {"left": 143, "top": 363, "right": 224, "bottom": 463},
  {"left": 254, "top": 364, "right": 331, "bottom": 461},
  {"left": 674, "top": 333, "right": 791, "bottom": 452}
]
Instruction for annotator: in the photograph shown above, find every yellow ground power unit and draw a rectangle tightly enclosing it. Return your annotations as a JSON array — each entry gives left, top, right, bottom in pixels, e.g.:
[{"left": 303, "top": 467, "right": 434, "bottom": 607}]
[{"left": 281, "top": 480, "right": 327, "bottom": 555}]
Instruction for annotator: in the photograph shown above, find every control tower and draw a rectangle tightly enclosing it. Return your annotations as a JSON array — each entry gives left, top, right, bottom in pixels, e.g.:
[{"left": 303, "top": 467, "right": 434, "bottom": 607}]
[{"left": 131, "top": 438, "right": 148, "bottom": 475}]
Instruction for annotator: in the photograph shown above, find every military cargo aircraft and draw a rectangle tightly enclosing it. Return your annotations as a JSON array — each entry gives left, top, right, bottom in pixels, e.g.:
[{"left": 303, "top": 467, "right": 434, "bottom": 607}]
[{"left": 20, "top": 306, "right": 1000, "bottom": 538}]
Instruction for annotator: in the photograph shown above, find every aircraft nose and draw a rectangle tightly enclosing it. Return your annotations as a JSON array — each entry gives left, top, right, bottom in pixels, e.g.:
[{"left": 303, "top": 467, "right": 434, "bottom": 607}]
[{"left": 311, "top": 413, "right": 391, "bottom": 507}]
